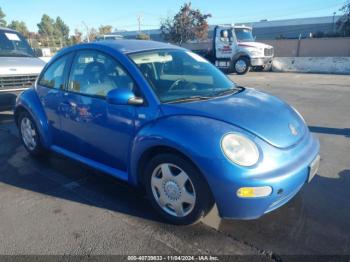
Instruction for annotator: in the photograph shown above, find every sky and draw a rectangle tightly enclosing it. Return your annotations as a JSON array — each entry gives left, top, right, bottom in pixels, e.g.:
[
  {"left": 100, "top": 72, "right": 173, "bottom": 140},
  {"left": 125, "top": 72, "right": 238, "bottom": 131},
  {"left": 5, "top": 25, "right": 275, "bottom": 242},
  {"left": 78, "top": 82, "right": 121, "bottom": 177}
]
[{"left": 0, "top": 0, "right": 347, "bottom": 34}]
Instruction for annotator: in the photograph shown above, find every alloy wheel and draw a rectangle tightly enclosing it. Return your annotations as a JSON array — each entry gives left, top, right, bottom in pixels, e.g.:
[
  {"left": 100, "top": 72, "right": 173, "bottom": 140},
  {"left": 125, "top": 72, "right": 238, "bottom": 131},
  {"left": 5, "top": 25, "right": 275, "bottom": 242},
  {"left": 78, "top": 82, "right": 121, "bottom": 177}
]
[
  {"left": 235, "top": 59, "right": 248, "bottom": 74},
  {"left": 151, "top": 163, "right": 196, "bottom": 217},
  {"left": 20, "top": 117, "right": 37, "bottom": 151}
]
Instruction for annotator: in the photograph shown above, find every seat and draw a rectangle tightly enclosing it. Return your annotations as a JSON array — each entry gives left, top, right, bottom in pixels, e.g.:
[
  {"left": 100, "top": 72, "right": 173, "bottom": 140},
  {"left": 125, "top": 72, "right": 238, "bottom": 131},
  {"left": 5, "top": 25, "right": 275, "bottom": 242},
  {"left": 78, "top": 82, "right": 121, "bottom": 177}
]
[
  {"left": 82, "top": 61, "right": 116, "bottom": 96},
  {"left": 84, "top": 61, "right": 107, "bottom": 85}
]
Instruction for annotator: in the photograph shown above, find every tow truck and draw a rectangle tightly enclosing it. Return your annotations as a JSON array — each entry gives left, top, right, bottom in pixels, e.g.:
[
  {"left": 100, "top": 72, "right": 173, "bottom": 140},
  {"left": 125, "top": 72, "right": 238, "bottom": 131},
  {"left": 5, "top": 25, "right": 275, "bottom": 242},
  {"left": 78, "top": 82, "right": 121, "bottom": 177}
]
[{"left": 183, "top": 24, "right": 274, "bottom": 74}]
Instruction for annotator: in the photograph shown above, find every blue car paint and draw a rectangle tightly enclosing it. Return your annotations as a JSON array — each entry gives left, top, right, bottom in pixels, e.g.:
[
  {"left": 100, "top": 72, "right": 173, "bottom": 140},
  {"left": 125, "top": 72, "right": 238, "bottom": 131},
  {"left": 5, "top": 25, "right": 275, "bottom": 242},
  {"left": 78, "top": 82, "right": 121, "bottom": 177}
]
[
  {"left": 161, "top": 88, "right": 307, "bottom": 149},
  {"left": 15, "top": 40, "right": 320, "bottom": 219}
]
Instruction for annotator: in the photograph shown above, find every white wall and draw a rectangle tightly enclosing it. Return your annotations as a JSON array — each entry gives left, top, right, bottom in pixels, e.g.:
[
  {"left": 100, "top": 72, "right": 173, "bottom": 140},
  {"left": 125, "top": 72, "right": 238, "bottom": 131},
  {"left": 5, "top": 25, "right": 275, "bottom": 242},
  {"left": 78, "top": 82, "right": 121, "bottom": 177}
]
[{"left": 272, "top": 57, "right": 350, "bottom": 74}]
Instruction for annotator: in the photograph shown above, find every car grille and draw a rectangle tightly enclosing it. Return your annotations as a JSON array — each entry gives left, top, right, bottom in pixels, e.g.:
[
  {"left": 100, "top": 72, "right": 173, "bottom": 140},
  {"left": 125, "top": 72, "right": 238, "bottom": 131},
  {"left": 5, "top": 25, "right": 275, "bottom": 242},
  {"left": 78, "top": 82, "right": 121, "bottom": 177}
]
[
  {"left": 0, "top": 74, "right": 38, "bottom": 91},
  {"left": 264, "top": 47, "right": 274, "bottom": 57}
]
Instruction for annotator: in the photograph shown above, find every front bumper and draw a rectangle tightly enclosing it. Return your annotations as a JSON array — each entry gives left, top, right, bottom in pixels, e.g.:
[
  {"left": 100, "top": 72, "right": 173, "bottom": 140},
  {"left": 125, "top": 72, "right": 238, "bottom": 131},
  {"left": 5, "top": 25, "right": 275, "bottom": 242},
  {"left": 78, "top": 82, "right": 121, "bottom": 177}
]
[
  {"left": 250, "top": 57, "right": 273, "bottom": 67},
  {"left": 202, "top": 130, "right": 320, "bottom": 220},
  {"left": 0, "top": 89, "right": 25, "bottom": 111}
]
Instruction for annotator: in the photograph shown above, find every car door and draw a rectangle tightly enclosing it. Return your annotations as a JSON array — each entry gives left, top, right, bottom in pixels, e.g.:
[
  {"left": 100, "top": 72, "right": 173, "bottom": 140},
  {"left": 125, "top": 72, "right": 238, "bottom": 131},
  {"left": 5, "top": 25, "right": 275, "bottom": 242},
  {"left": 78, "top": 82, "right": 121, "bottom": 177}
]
[
  {"left": 215, "top": 28, "right": 237, "bottom": 59},
  {"left": 59, "top": 49, "right": 138, "bottom": 171},
  {"left": 36, "top": 53, "right": 73, "bottom": 146}
]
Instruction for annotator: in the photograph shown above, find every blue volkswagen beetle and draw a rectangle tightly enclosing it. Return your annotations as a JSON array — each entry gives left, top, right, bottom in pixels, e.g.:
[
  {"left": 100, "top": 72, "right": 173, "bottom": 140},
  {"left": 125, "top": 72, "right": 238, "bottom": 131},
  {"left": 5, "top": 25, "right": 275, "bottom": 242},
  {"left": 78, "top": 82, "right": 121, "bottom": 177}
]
[{"left": 14, "top": 40, "right": 320, "bottom": 225}]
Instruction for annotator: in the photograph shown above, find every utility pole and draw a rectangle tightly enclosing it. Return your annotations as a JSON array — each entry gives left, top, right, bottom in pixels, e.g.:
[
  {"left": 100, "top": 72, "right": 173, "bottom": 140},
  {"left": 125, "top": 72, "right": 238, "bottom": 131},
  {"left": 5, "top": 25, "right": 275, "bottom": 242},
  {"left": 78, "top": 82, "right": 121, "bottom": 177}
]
[
  {"left": 82, "top": 21, "right": 90, "bottom": 43},
  {"left": 332, "top": 12, "right": 336, "bottom": 33},
  {"left": 137, "top": 13, "right": 142, "bottom": 33}
]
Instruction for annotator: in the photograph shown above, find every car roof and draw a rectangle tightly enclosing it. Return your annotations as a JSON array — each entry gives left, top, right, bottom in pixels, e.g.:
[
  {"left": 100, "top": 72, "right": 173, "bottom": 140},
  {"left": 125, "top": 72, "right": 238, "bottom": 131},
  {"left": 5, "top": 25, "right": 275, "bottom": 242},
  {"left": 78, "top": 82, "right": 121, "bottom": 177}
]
[{"left": 76, "top": 40, "right": 183, "bottom": 54}]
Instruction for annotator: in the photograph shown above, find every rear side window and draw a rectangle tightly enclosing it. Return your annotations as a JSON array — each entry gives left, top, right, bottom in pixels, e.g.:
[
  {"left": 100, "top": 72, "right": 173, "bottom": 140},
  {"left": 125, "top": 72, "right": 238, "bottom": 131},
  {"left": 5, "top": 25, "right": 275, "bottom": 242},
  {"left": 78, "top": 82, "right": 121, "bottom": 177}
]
[
  {"left": 38, "top": 55, "right": 70, "bottom": 89},
  {"left": 68, "top": 50, "right": 136, "bottom": 97}
]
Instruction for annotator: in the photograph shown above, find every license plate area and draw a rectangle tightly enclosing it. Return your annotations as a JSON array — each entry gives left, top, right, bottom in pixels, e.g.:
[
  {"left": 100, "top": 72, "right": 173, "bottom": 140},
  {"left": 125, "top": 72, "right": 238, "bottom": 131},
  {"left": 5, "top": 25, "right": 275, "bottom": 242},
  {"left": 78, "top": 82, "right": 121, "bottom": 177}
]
[
  {"left": 215, "top": 61, "right": 230, "bottom": 68},
  {"left": 308, "top": 155, "right": 320, "bottom": 183}
]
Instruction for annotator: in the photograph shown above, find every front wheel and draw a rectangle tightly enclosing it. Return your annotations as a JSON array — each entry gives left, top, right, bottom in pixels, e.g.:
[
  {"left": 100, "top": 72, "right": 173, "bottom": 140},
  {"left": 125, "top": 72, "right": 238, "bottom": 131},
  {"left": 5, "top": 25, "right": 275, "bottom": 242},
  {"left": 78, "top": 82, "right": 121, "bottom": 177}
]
[
  {"left": 233, "top": 57, "right": 250, "bottom": 75},
  {"left": 144, "top": 153, "right": 214, "bottom": 225}
]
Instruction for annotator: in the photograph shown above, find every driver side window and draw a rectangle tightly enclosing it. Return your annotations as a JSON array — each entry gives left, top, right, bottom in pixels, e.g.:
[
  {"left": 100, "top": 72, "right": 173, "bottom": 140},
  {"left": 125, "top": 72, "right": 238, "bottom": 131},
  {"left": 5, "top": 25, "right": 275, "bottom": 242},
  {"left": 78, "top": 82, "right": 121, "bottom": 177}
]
[
  {"left": 220, "top": 29, "right": 232, "bottom": 43},
  {"left": 68, "top": 50, "right": 135, "bottom": 97}
]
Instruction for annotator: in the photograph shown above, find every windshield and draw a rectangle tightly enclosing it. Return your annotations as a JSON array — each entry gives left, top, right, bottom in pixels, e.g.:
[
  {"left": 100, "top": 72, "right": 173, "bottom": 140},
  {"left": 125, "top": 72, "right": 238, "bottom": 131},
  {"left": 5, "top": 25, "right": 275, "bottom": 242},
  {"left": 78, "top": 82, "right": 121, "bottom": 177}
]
[
  {"left": 0, "top": 31, "right": 34, "bottom": 57},
  {"left": 235, "top": 28, "right": 255, "bottom": 42},
  {"left": 129, "top": 50, "right": 239, "bottom": 103}
]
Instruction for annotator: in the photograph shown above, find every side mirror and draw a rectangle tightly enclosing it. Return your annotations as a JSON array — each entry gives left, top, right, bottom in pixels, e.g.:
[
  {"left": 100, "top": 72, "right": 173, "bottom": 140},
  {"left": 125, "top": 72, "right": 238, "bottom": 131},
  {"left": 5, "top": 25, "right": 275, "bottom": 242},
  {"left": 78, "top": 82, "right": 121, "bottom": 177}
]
[{"left": 106, "top": 88, "right": 144, "bottom": 106}]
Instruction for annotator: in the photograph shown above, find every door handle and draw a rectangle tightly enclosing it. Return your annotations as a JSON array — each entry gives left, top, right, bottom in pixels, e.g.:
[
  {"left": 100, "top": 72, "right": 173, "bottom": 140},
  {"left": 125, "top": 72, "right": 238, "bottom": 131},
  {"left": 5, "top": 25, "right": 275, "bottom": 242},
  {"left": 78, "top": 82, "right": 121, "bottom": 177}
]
[{"left": 62, "top": 100, "right": 77, "bottom": 108}]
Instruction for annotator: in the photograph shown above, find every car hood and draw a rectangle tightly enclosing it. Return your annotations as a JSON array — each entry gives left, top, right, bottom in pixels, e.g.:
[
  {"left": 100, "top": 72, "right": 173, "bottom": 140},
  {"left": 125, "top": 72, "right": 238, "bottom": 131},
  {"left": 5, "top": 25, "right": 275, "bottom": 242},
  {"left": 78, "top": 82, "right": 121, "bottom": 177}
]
[
  {"left": 0, "top": 57, "right": 46, "bottom": 75},
  {"left": 160, "top": 88, "right": 306, "bottom": 149}
]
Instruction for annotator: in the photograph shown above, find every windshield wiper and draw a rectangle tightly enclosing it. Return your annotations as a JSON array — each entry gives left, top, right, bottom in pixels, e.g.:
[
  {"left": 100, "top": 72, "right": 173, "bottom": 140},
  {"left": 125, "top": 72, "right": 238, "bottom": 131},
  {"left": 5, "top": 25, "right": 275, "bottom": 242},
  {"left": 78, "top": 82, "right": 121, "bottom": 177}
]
[
  {"left": 166, "top": 87, "right": 243, "bottom": 103},
  {"left": 212, "top": 87, "right": 241, "bottom": 97},
  {"left": 166, "top": 95, "right": 212, "bottom": 104}
]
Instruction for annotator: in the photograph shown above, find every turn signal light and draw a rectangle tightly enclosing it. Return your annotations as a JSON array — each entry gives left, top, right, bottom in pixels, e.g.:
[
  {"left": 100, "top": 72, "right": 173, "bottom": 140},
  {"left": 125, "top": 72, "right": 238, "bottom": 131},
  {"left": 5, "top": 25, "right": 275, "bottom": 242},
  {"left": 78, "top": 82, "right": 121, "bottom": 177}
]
[{"left": 237, "top": 186, "right": 272, "bottom": 198}]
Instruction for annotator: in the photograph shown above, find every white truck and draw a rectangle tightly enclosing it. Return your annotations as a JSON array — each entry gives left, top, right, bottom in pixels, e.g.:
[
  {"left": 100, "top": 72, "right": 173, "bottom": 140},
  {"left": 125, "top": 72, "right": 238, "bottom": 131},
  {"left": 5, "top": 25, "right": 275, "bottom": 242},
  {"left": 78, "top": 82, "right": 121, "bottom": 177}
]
[
  {"left": 183, "top": 24, "right": 274, "bottom": 74},
  {"left": 0, "top": 27, "right": 46, "bottom": 111}
]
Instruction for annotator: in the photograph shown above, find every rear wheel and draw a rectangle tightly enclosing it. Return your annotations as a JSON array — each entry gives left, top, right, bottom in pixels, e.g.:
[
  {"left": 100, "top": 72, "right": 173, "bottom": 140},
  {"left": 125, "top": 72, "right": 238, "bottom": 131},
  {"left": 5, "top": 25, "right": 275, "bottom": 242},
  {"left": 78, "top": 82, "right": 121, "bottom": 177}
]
[
  {"left": 144, "top": 153, "right": 214, "bottom": 225},
  {"left": 18, "top": 111, "right": 45, "bottom": 156},
  {"left": 234, "top": 57, "right": 250, "bottom": 75}
]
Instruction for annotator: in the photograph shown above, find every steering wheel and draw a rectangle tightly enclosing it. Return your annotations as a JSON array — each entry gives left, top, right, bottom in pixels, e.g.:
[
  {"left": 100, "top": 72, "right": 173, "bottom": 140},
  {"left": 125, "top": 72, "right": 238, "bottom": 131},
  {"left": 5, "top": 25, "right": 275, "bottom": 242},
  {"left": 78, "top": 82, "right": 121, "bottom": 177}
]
[{"left": 169, "top": 79, "right": 196, "bottom": 91}]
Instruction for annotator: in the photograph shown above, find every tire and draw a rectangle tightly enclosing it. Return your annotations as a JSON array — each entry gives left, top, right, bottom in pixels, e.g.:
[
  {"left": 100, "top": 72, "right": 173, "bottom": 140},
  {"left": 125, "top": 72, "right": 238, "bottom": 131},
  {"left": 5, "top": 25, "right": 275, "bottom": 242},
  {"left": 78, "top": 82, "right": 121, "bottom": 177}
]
[
  {"left": 18, "top": 111, "right": 45, "bottom": 156},
  {"left": 233, "top": 57, "right": 250, "bottom": 75},
  {"left": 144, "top": 153, "right": 214, "bottom": 225}
]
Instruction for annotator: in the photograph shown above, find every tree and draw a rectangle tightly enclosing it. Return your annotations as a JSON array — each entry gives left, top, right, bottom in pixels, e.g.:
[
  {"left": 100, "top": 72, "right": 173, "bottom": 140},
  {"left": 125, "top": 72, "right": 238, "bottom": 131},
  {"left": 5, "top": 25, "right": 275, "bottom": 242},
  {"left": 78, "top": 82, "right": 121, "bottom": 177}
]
[
  {"left": 37, "top": 14, "right": 56, "bottom": 47},
  {"left": 55, "top": 16, "right": 70, "bottom": 41},
  {"left": 71, "top": 28, "right": 83, "bottom": 44},
  {"left": 37, "top": 14, "right": 55, "bottom": 37},
  {"left": 98, "top": 25, "right": 113, "bottom": 35},
  {"left": 337, "top": 2, "right": 350, "bottom": 36},
  {"left": 27, "top": 32, "right": 41, "bottom": 48},
  {"left": 37, "top": 15, "right": 71, "bottom": 47},
  {"left": 88, "top": 27, "right": 98, "bottom": 41},
  {"left": 160, "top": 2, "right": 211, "bottom": 44},
  {"left": 8, "top": 20, "right": 29, "bottom": 37},
  {"left": 0, "top": 7, "right": 6, "bottom": 27}
]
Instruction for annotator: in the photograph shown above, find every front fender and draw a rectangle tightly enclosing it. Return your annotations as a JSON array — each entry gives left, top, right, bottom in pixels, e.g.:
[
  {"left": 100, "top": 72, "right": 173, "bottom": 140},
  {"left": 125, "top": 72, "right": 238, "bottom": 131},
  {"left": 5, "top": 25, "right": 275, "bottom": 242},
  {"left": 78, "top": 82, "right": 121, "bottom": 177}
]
[
  {"left": 232, "top": 51, "right": 250, "bottom": 62},
  {"left": 128, "top": 115, "right": 244, "bottom": 187},
  {"left": 15, "top": 88, "right": 50, "bottom": 148}
]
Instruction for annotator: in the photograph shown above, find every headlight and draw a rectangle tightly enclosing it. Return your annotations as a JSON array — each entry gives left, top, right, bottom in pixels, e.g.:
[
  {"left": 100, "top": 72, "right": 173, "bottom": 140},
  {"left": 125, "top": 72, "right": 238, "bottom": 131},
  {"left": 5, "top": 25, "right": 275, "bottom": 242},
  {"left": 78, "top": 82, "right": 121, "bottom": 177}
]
[{"left": 221, "top": 133, "right": 259, "bottom": 166}]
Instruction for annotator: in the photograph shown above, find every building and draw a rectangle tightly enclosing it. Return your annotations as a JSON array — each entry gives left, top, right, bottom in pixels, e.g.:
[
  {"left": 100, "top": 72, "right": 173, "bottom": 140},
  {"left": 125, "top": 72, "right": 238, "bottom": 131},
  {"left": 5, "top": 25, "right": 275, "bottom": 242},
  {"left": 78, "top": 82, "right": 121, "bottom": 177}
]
[
  {"left": 114, "top": 15, "right": 342, "bottom": 41},
  {"left": 251, "top": 16, "right": 341, "bottom": 39},
  {"left": 115, "top": 29, "right": 163, "bottom": 41}
]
